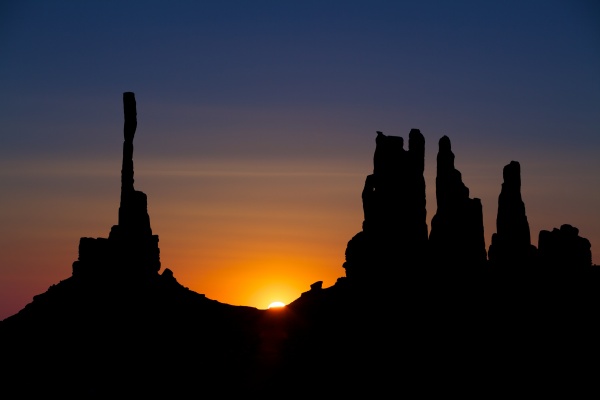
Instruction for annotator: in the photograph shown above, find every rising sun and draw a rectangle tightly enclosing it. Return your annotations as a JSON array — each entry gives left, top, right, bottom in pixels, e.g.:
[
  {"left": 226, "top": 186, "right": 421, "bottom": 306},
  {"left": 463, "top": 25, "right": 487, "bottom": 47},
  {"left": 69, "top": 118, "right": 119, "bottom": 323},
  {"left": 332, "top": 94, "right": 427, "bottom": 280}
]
[{"left": 268, "top": 301, "right": 286, "bottom": 309}]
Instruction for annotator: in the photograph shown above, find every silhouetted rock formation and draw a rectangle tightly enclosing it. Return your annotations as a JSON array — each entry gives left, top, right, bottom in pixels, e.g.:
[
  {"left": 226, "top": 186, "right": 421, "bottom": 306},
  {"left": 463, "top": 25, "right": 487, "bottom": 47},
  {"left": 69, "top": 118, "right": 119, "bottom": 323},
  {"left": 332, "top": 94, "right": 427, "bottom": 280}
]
[
  {"left": 344, "top": 129, "right": 428, "bottom": 282},
  {"left": 72, "top": 92, "right": 160, "bottom": 279},
  {"left": 428, "top": 136, "right": 486, "bottom": 268},
  {"left": 538, "top": 224, "right": 592, "bottom": 269},
  {"left": 2, "top": 96, "right": 599, "bottom": 398},
  {"left": 0, "top": 93, "right": 264, "bottom": 397},
  {"left": 488, "top": 161, "right": 537, "bottom": 268}
]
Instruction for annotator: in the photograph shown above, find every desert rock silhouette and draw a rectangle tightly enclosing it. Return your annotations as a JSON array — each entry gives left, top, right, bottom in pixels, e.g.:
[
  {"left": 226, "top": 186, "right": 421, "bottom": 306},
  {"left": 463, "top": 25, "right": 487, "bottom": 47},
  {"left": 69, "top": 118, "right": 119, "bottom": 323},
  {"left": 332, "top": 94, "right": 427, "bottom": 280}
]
[{"left": 1, "top": 93, "right": 598, "bottom": 397}]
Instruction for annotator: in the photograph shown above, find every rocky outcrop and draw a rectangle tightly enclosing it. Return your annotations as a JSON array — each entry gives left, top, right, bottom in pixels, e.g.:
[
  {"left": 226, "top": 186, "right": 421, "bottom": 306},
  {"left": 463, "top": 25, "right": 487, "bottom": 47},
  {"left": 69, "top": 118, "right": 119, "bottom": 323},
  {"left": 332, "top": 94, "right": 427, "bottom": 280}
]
[
  {"left": 538, "top": 224, "right": 592, "bottom": 269},
  {"left": 2, "top": 95, "right": 600, "bottom": 398},
  {"left": 343, "top": 129, "right": 428, "bottom": 282},
  {"left": 428, "top": 136, "right": 486, "bottom": 268},
  {"left": 1, "top": 93, "right": 263, "bottom": 397},
  {"left": 72, "top": 92, "right": 161, "bottom": 279},
  {"left": 487, "top": 161, "right": 537, "bottom": 268}
]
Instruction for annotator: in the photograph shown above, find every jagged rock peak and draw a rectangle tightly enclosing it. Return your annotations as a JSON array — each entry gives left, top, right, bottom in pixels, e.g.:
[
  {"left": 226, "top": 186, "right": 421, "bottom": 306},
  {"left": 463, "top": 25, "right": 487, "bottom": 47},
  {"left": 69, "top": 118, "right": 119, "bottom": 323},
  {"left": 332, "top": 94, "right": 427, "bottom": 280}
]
[
  {"left": 344, "top": 129, "right": 428, "bottom": 281},
  {"left": 429, "top": 135, "right": 486, "bottom": 268},
  {"left": 409, "top": 129, "right": 425, "bottom": 173},
  {"left": 435, "top": 135, "right": 468, "bottom": 204},
  {"left": 488, "top": 160, "right": 536, "bottom": 267},
  {"left": 496, "top": 160, "right": 530, "bottom": 245},
  {"left": 409, "top": 128, "right": 425, "bottom": 148}
]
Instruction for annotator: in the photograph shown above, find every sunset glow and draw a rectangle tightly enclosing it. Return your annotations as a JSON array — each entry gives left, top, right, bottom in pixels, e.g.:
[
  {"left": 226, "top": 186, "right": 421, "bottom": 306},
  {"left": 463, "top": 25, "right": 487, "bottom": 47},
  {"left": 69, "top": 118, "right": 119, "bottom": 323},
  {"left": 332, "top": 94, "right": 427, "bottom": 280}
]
[
  {"left": 0, "top": 1, "right": 598, "bottom": 321},
  {"left": 268, "top": 301, "right": 286, "bottom": 309}
]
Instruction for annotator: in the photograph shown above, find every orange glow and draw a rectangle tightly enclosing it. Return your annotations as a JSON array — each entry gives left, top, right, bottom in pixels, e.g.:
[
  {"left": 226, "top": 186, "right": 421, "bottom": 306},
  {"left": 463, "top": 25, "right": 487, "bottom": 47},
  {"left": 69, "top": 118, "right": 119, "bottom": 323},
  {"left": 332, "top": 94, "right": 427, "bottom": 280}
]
[
  {"left": 1, "top": 154, "right": 599, "bottom": 321},
  {"left": 134, "top": 160, "right": 363, "bottom": 311},
  {"left": 268, "top": 301, "right": 285, "bottom": 309}
]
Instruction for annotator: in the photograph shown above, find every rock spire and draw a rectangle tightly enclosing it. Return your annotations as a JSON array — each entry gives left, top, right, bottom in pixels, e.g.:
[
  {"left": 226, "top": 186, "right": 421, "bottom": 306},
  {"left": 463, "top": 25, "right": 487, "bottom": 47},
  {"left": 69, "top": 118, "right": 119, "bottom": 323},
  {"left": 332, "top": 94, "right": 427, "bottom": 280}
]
[
  {"left": 487, "top": 161, "right": 536, "bottom": 268},
  {"left": 343, "top": 129, "right": 428, "bottom": 282},
  {"left": 72, "top": 92, "right": 161, "bottom": 279},
  {"left": 428, "top": 136, "right": 487, "bottom": 268}
]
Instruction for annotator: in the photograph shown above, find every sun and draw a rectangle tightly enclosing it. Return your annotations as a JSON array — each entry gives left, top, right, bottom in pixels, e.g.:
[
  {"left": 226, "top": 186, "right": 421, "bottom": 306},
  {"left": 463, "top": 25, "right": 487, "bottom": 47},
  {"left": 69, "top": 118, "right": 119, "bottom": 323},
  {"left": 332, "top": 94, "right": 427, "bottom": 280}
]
[{"left": 268, "top": 301, "right": 286, "bottom": 309}]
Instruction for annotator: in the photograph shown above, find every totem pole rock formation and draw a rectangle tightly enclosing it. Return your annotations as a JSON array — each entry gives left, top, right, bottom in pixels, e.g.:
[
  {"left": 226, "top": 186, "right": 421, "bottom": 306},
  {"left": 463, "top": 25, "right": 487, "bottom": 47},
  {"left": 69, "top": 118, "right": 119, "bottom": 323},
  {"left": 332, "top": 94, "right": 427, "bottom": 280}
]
[
  {"left": 72, "top": 92, "right": 161, "bottom": 279},
  {"left": 538, "top": 224, "right": 592, "bottom": 269},
  {"left": 343, "top": 129, "right": 428, "bottom": 282},
  {"left": 487, "top": 161, "right": 536, "bottom": 268},
  {"left": 428, "top": 136, "right": 487, "bottom": 268}
]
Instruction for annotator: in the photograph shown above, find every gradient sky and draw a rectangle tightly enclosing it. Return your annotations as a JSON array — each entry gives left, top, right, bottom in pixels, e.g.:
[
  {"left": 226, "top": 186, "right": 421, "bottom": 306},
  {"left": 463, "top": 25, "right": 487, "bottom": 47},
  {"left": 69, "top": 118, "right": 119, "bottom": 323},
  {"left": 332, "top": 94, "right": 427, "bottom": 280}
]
[{"left": 1, "top": 0, "right": 599, "bottom": 320}]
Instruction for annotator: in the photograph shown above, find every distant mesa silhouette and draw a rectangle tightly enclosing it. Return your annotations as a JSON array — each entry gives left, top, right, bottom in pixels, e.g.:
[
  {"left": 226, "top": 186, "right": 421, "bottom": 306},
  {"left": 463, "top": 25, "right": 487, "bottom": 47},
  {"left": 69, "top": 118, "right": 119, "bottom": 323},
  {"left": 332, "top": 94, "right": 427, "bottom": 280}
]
[{"left": 1, "top": 92, "right": 598, "bottom": 397}]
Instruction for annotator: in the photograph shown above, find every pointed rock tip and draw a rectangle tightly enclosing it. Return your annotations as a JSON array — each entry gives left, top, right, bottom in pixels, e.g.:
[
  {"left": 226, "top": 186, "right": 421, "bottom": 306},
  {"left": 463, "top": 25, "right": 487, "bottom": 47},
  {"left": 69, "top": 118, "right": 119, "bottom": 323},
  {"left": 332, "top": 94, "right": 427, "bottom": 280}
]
[{"left": 439, "top": 135, "right": 451, "bottom": 150}]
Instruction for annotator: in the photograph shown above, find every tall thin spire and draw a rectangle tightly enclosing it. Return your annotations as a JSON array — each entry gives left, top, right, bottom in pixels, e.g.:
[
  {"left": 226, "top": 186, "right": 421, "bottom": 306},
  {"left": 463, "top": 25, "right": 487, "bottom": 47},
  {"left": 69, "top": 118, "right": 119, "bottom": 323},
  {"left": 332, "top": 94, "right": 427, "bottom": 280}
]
[
  {"left": 115, "top": 91, "right": 152, "bottom": 237},
  {"left": 121, "top": 92, "right": 136, "bottom": 200},
  {"left": 75, "top": 92, "right": 160, "bottom": 278}
]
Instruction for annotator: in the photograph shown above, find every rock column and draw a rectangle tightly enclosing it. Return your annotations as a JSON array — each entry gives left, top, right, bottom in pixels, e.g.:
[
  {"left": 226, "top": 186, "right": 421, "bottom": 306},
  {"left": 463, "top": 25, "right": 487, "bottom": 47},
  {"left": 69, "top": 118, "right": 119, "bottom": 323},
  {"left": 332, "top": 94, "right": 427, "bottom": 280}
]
[
  {"left": 487, "top": 161, "right": 536, "bottom": 268},
  {"left": 344, "top": 129, "right": 428, "bottom": 282},
  {"left": 73, "top": 92, "right": 161, "bottom": 279},
  {"left": 428, "top": 136, "right": 487, "bottom": 269}
]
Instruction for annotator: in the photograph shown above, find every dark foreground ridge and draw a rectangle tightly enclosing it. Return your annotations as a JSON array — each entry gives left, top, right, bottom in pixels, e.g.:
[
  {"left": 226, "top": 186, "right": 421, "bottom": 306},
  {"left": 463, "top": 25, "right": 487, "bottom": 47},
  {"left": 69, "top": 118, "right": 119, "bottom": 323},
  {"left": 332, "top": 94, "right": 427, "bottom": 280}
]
[{"left": 1, "top": 93, "right": 598, "bottom": 397}]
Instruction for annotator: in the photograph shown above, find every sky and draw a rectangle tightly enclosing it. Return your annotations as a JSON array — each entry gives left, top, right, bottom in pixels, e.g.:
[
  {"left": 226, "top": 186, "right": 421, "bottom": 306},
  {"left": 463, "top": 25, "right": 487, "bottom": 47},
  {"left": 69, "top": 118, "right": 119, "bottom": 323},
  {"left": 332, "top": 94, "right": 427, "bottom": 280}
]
[{"left": 1, "top": 0, "right": 599, "bottom": 320}]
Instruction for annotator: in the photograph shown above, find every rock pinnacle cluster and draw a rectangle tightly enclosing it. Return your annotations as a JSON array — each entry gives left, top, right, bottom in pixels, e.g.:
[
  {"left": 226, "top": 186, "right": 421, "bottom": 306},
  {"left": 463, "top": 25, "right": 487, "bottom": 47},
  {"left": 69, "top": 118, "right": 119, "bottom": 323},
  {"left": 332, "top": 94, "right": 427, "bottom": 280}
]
[
  {"left": 0, "top": 93, "right": 597, "bottom": 398},
  {"left": 342, "top": 130, "right": 592, "bottom": 284}
]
